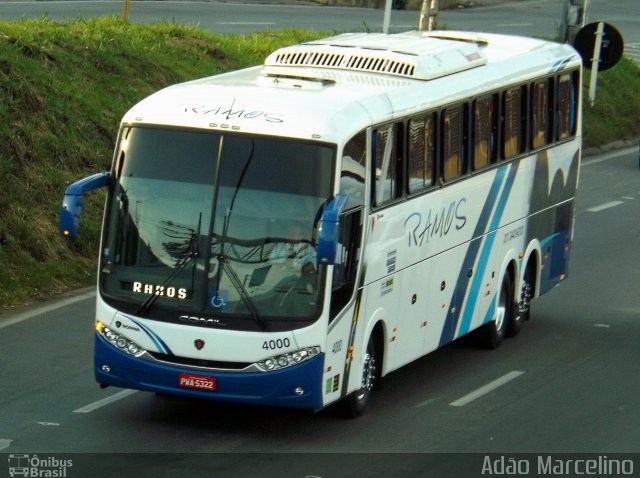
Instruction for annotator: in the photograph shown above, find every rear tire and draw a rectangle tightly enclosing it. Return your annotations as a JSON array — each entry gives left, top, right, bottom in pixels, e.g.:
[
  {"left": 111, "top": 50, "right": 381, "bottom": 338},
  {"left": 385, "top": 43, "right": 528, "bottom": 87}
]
[
  {"left": 506, "top": 274, "right": 523, "bottom": 337},
  {"left": 483, "top": 271, "right": 514, "bottom": 349},
  {"left": 519, "top": 264, "right": 535, "bottom": 322},
  {"left": 341, "top": 335, "right": 378, "bottom": 418}
]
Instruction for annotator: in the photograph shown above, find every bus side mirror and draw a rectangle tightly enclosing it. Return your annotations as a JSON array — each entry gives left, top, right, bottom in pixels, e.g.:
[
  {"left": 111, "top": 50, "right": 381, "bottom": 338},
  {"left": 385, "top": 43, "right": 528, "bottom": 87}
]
[
  {"left": 316, "top": 194, "right": 348, "bottom": 266},
  {"left": 60, "top": 172, "right": 110, "bottom": 239}
]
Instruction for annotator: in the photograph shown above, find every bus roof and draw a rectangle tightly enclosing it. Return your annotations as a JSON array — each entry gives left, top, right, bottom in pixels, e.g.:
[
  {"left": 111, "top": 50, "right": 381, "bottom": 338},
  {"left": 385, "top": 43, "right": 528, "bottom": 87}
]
[{"left": 122, "top": 31, "right": 580, "bottom": 144}]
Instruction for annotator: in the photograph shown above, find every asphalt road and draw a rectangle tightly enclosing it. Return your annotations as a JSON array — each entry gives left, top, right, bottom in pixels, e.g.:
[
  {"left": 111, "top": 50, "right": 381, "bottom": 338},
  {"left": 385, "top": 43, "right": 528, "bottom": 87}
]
[{"left": 1, "top": 147, "right": 639, "bottom": 477}]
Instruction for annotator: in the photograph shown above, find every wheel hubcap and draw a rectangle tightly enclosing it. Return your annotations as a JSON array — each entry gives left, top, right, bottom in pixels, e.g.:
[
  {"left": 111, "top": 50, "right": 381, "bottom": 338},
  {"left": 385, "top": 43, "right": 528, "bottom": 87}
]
[
  {"left": 361, "top": 351, "right": 376, "bottom": 394},
  {"left": 519, "top": 281, "right": 532, "bottom": 315},
  {"left": 495, "top": 280, "right": 509, "bottom": 335},
  {"left": 495, "top": 305, "right": 506, "bottom": 333}
]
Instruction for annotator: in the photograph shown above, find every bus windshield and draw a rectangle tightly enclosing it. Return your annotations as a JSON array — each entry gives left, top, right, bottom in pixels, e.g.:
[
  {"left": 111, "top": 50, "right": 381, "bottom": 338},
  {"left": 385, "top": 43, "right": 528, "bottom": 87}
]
[{"left": 100, "top": 126, "right": 334, "bottom": 330}]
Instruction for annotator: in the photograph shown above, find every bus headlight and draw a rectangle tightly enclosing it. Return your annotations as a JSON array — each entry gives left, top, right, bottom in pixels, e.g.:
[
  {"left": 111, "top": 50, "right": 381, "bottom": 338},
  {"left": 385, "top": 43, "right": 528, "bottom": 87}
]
[
  {"left": 256, "top": 346, "right": 320, "bottom": 372},
  {"left": 97, "top": 324, "right": 145, "bottom": 357}
]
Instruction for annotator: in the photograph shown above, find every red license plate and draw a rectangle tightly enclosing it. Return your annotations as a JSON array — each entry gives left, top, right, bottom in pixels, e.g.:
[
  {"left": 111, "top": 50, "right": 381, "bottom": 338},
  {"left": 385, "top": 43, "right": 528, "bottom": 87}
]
[{"left": 178, "top": 373, "right": 216, "bottom": 391}]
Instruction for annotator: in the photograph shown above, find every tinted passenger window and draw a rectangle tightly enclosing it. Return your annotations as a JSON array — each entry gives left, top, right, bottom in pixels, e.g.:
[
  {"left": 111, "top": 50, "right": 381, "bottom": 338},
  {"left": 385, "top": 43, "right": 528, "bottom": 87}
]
[
  {"left": 502, "top": 86, "right": 525, "bottom": 159},
  {"left": 408, "top": 113, "right": 436, "bottom": 193},
  {"left": 557, "top": 72, "right": 577, "bottom": 141},
  {"left": 373, "top": 123, "right": 403, "bottom": 206},
  {"left": 442, "top": 106, "right": 463, "bottom": 181},
  {"left": 531, "top": 79, "right": 552, "bottom": 149},
  {"left": 472, "top": 95, "right": 497, "bottom": 170}
]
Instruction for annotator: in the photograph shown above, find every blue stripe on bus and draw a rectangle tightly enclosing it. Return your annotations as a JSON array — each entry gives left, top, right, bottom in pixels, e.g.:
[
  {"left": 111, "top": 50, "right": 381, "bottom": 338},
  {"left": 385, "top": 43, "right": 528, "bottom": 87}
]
[
  {"left": 438, "top": 164, "right": 507, "bottom": 348},
  {"left": 539, "top": 232, "right": 561, "bottom": 250},
  {"left": 550, "top": 56, "right": 571, "bottom": 73},
  {"left": 128, "top": 317, "right": 174, "bottom": 355},
  {"left": 457, "top": 161, "right": 519, "bottom": 336},
  {"left": 483, "top": 295, "right": 497, "bottom": 325}
]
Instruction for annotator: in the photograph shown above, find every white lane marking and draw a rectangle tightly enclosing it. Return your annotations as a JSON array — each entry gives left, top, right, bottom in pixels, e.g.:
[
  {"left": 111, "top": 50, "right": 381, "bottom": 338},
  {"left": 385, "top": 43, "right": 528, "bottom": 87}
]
[
  {"left": 415, "top": 398, "right": 437, "bottom": 408},
  {"left": 0, "top": 289, "right": 95, "bottom": 330},
  {"left": 587, "top": 201, "right": 624, "bottom": 213},
  {"left": 73, "top": 389, "right": 138, "bottom": 414},
  {"left": 449, "top": 371, "right": 524, "bottom": 407},
  {"left": 495, "top": 23, "right": 532, "bottom": 27},
  {"left": 36, "top": 422, "right": 61, "bottom": 427},
  {"left": 0, "top": 439, "right": 12, "bottom": 451}
]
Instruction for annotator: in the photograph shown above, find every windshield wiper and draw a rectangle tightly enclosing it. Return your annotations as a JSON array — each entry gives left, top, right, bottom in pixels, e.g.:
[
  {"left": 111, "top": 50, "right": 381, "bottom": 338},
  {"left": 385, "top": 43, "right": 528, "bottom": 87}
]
[
  {"left": 218, "top": 254, "right": 269, "bottom": 331},
  {"left": 209, "top": 138, "right": 269, "bottom": 330},
  {"left": 136, "top": 213, "right": 202, "bottom": 317}
]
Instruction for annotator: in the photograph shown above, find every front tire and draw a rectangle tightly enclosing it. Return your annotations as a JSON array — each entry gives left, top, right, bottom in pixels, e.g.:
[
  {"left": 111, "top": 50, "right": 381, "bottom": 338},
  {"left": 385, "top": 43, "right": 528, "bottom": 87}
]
[{"left": 342, "top": 336, "right": 377, "bottom": 418}]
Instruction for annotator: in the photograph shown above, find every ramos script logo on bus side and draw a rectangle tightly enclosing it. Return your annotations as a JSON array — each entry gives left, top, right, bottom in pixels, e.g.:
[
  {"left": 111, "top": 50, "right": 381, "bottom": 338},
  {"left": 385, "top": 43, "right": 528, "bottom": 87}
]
[{"left": 404, "top": 198, "right": 467, "bottom": 248}]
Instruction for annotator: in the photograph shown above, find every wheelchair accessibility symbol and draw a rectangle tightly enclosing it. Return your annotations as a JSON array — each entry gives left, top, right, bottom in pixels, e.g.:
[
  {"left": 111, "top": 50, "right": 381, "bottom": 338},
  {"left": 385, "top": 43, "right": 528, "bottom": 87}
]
[{"left": 208, "top": 289, "right": 228, "bottom": 310}]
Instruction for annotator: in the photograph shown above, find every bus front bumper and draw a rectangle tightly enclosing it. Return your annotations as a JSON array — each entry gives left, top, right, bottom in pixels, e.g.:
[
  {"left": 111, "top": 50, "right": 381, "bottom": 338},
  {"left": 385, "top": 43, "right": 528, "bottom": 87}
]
[{"left": 94, "top": 334, "right": 324, "bottom": 410}]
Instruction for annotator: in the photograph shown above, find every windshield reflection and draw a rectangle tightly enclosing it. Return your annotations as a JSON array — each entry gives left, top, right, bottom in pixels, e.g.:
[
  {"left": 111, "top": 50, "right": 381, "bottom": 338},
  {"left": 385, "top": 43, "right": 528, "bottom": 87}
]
[{"left": 100, "top": 126, "right": 334, "bottom": 330}]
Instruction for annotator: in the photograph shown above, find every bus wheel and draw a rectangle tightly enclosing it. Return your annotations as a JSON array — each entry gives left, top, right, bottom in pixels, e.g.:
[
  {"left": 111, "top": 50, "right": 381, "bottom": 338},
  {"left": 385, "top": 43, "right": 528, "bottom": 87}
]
[
  {"left": 518, "top": 264, "right": 535, "bottom": 322},
  {"left": 342, "top": 336, "right": 377, "bottom": 418},
  {"left": 484, "top": 272, "right": 514, "bottom": 349},
  {"left": 506, "top": 273, "right": 524, "bottom": 337}
]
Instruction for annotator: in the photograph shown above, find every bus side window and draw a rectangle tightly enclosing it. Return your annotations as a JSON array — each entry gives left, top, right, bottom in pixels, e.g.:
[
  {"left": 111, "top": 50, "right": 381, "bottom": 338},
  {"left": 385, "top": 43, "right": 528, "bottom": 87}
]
[
  {"left": 530, "top": 79, "right": 552, "bottom": 149},
  {"left": 340, "top": 131, "right": 367, "bottom": 209},
  {"left": 472, "top": 95, "right": 497, "bottom": 170},
  {"left": 407, "top": 113, "right": 436, "bottom": 194},
  {"left": 442, "top": 105, "right": 463, "bottom": 182},
  {"left": 557, "top": 71, "right": 577, "bottom": 141},
  {"left": 373, "top": 123, "right": 403, "bottom": 206},
  {"left": 502, "top": 86, "right": 526, "bottom": 159}
]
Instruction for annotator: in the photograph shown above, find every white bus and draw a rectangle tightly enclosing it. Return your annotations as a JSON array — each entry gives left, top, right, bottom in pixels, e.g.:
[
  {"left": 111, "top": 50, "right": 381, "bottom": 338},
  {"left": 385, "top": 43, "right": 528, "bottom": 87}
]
[{"left": 60, "top": 30, "right": 581, "bottom": 417}]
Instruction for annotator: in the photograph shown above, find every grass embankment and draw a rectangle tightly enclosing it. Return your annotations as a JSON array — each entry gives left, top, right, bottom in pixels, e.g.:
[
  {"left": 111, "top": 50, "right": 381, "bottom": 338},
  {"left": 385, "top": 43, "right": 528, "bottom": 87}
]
[
  {"left": 0, "top": 18, "right": 638, "bottom": 311},
  {"left": 582, "top": 58, "right": 640, "bottom": 148},
  {"left": 0, "top": 18, "right": 321, "bottom": 310}
]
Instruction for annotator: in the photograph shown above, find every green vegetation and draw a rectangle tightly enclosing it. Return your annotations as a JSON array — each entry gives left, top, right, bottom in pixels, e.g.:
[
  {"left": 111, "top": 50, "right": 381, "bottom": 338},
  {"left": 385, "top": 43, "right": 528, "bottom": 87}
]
[
  {"left": 0, "top": 17, "right": 322, "bottom": 310},
  {"left": 582, "top": 58, "right": 640, "bottom": 148},
  {"left": 0, "top": 18, "right": 638, "bottom": 311}
]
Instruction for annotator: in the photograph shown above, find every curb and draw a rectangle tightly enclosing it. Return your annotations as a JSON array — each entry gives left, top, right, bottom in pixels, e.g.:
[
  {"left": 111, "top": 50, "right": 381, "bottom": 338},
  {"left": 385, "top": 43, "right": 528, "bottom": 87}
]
[
  {"left": 0, "top": 287, "right": 96, "bottom": 327},
  {"left": 583, "top": 138, "right": 640, "bottom": 157}
]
